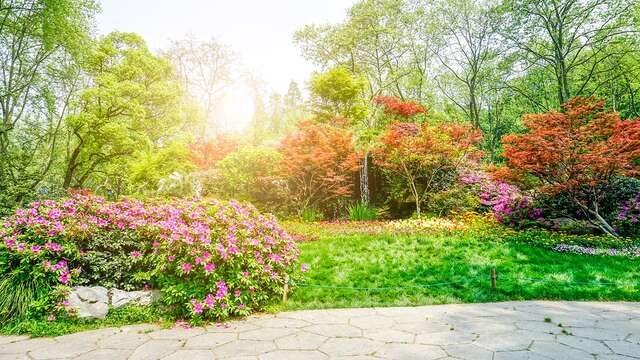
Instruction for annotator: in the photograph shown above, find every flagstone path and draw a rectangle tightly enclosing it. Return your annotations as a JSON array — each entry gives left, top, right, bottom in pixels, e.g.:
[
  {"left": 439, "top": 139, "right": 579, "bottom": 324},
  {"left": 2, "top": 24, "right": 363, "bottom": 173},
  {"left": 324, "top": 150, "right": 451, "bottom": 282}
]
[{"left": 1, "top": 301, "right": 639, "bottom": 359}]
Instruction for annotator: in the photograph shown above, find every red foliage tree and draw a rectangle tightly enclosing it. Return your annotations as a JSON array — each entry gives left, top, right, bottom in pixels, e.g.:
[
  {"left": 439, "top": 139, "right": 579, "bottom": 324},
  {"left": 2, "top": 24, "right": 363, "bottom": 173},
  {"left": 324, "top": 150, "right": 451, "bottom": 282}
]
[
  {"left": 373, "top": 96, "right": 427, "bottom": 118},
  {"left": 188, "top": 134, "right": 239, "bottom": 169},
  {"left": 502, "top": 97, "right": 640, "bottom": 236},
  {"left": 374, "top": 121, "right": 483, "bottom": 216},
  {"left": 279, "top": 121, "right": 361, "bottom": 215}
]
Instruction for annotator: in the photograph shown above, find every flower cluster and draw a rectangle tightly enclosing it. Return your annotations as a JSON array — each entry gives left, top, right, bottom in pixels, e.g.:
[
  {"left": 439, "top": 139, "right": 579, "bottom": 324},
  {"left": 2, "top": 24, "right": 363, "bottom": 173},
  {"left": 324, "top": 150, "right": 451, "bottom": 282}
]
[
  {"left": 614, "top": 193, "right": 640, "bottom": 237},
  {"left": 460, "top": 172, "right": 541, "bottom": 225},
  {"left": 553, "top": 243, "right": 640, "bottom": 258},
  {"left": 0, "top": 194, "right": 301, "bottom": 320}
]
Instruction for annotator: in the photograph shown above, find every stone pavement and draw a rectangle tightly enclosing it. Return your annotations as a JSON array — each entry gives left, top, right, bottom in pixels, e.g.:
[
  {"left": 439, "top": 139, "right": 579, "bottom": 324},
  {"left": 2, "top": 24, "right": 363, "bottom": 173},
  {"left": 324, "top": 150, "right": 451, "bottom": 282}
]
[{"left": 1, "top": 301, "right": 639, "bottom": 359}]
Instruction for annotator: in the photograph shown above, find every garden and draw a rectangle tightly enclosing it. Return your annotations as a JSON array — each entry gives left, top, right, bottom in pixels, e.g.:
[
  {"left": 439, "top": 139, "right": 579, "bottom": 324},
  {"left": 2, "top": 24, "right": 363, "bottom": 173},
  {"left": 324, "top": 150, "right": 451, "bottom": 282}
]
[{"left": 1, "top": 0, "right": 640, "bottom": 338}]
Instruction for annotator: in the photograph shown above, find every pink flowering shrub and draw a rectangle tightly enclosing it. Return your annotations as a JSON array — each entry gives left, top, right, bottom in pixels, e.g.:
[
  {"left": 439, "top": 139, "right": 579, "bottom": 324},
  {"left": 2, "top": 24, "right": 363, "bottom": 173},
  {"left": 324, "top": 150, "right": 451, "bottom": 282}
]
[
  {"left": 459, "top": 172, "right": 541, "bottom": 226},
  {"left": 0, "top": 193, "right": 301, "bottom": 321}
]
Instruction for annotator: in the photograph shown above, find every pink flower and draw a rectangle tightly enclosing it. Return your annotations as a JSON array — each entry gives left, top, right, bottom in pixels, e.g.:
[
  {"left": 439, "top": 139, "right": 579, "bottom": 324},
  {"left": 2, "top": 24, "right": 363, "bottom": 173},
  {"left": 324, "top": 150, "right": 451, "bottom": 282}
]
[
  {"left": 191, "top": 299, "right": 203, "bottom": 314},
  {"left": 238, "top": 303, "right": 246, "bottom": 310},
  {"left": 204, "top": 294, "right": 215, "bottom": 308},
  {"left": 130, "top": 251, "right": 141, "bottom": 258},
  {"left": 45, "top": 242, "right": 63, "bottom": 252},
  {"left": 30, "top": 245, "right": 42, "bottom": 252},
  {"left": 167, "top": 255, "right": 175, "bottom": 262},
  {"left": 58, "top": 271, "right": 70, "bottom": 284},
  {"left": 204, "top": 263, "right": 216, "bottom": 273},
  {"left": 234, "top": 290, "right": 241, "bottom": 297},
  {"left": 301, "top": 263, "right": 309, "bottom": 272},
  {"left": 47, "top": 315, "right": 56, "bottom": 321},
  {"left": 152, "top": 241, "right": 161, "bottom": 247},
  {"left": 181, "top": 263, "right": 193, "bottom": 274}
]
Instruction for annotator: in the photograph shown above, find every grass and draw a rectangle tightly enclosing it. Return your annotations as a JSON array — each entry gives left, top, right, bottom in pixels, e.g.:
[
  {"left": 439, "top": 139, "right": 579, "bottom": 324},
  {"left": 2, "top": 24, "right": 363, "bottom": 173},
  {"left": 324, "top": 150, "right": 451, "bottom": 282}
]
[
  {"left": 0, "top": 305, "right": 166, "bottom": 337},
  {"left": 280, "top": 220, "right": 640, "bottom": 310}
]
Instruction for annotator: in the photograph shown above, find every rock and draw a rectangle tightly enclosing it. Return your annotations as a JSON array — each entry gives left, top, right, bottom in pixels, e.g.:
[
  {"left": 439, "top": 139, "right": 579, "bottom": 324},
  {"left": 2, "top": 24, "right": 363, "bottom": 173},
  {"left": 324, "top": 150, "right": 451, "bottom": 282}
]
[
  {"left": 75, "top": 286, "right": 109, "bottom": 303},
  {"left": 110, "top": 289, "right": 161, "bottom": 308},
  {"left": 69, "top": 286, "right": 109, "bottom": 319},
  {"left": 68, "top": 286, "right": 161, "bottom": 319}
]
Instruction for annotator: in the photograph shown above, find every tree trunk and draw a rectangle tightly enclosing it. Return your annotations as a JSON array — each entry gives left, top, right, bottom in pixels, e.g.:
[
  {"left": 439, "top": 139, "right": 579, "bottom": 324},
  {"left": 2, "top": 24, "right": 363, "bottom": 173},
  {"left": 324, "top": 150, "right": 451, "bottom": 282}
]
[{"left": 359, "top": 153, "right": 370, "bottom": 205}]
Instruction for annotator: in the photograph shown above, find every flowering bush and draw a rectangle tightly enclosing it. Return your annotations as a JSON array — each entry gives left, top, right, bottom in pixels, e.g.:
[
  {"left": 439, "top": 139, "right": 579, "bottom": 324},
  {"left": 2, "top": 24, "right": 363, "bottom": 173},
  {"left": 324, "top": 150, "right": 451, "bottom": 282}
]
[
  {"left": 614, "top": 193, "right": 640, "bottom": 237},
  {"left": 0, "top": 194, "right": 301, "bottom": 321},
  {"left": 459, "top": 172, "right": 541, "bottom": 226}
]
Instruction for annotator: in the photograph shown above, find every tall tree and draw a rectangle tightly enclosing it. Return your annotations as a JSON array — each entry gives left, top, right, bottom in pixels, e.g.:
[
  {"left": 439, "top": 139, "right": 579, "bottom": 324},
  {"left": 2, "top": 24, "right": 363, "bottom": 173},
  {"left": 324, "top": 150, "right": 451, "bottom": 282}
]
[
  {"left": 162, "top": 34, "right": 236, "bottom": 135},
  {"left": 62, "top": 32, "right": 184, "bottom": 190},
  {"left": 0, "top": 0, "right": 96, "bottom": 210},
  {"left": 427, "top": 0, "right": 500, "bottom": 130},
  {"left": 499, "top": 0, "right": 638, "bottom": 107}
]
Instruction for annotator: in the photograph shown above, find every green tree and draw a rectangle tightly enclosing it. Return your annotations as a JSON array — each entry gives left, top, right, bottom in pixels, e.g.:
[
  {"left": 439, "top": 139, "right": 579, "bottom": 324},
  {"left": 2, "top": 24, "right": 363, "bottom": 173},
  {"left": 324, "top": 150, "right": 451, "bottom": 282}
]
[
  {"left": 62, "top": 32, "right": 184, "bottom": 190},
  {"left": 499, "top": 0, "right": 638, "bottom": 107},
  {"left": 308, "top": 66, "right": 368, "bottom": 124},
  {"left": 0, "top": 0, "right": 96, "bottom": 210}
]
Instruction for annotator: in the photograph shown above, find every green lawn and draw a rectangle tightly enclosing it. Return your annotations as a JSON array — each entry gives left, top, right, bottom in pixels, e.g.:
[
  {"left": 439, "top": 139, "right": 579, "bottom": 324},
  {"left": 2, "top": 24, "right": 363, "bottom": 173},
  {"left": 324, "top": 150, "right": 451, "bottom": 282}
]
[{"left": 281, "top": 221, "right": 640, "bottom": 310}]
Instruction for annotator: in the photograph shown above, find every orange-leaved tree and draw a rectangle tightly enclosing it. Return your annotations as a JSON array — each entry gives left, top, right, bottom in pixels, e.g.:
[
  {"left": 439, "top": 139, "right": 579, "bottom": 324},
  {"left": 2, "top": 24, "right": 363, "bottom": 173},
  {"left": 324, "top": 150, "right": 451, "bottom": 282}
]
[
  {"left": 374, "top": 121, "right": 483, "bottom": 216},
  {"left": 502, "top": 97, "right": 640, "bottom": 236},
  {"left": 279, "top": 120, "right": 361, "bottom": 215},
  {"left": 188, "top": 134, "right": 239, "bottom": 170},
  {"left": 373, "top": 95, "right": 427, "bottom": 119}
]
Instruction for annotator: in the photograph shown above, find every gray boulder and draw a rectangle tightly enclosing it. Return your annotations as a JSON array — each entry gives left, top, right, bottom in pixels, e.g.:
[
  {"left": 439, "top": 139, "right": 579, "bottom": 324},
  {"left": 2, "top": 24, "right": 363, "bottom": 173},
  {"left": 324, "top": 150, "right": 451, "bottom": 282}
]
[
  {"left": 110, "top": 289, "right": 162, "bottom": 308},
  {"left": 68, "top": 286, "right": 109, "bottom": 319}
]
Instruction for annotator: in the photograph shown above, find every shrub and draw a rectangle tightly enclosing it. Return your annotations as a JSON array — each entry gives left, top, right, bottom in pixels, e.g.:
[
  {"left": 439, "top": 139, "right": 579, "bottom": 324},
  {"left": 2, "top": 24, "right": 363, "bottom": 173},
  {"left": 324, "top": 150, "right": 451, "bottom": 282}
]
[
  {"left": 214, "top": 147, "right": 286, "bottom": 210},
  {"left": 188, "top": 134, "right": 239, "bottom": 170},
  {"left": 279, "top": 121, "right": 361, "bottom": 217},
  {"left": 459, "top": 172, "right": 541, "bottom": 226},
  {"left": 0, "top": 194, "right": 301, "bottom": 322},
  {"left": 502, "top": 97, "right": 640, "bottom": 236},
  {"left": 299, "top": 208, "right": 324, "bottom": 222},
  {"left": 348, "top": 203, "right": 377, "bottom": 221},
  {"left": 374, "top": 121, "right": 483, "bottom": 216},
  {"left": 614, "top": 193, "right": 640, "bottom": 237}
]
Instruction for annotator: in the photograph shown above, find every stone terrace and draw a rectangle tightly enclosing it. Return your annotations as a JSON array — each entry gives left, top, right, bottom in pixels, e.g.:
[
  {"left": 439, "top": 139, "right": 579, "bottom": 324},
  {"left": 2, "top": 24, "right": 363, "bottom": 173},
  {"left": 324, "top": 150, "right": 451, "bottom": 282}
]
[{"left": 1, "top": 301, "right": 639, "bottom": 359}]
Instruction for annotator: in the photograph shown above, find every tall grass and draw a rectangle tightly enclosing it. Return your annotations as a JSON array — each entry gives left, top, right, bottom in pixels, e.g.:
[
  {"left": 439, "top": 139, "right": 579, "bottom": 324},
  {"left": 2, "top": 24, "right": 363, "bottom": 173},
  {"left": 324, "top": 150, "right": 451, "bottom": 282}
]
[
  {"left": 0, "top": 273, "right": 45, "bottom": 323},
  {"left": 348, "top": 202, "right": 377, "bottom": 221}
]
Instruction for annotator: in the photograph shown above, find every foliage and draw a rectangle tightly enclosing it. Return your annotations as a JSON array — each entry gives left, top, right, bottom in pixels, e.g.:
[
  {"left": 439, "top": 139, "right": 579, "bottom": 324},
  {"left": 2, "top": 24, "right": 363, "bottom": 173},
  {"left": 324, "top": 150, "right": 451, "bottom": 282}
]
[
  {"left": 188, "top": 134, "right": 239, "bottom": 170},
  {"left": 0, "top": 0, "right": 97, "bottom": 212},
  {"left": 74, "top": 230, "right": 149, "bottom": 291},
  {"left": 373, "top": 95, "right": 427, "bottom": 119},
  {"left": 614, "top": 193, "right": 640, "bottom": 237},
  {"left": 308, "top": 66, "right": 369, "bottom": 124},
  {"left": 347, "top": 203, "right": 378, "bottom": 221},
  {"left": 213, "top": 147, "right": 285, "bottom": 210},
  {"left": 279, "top": 121, "right": 361, "bottom": 216},
  {"left": 63, "top": 32, "right": 186, "bottom": 191},
  {"left": 374, "top": 121, "right": 483, "bottom": 216},
  {"left": 129, "top": 140, "right": 196, "bottom": 194},
  {"left": 299, "top": 208, "right": 325, "bottom": 223},
  {"left": 423, "top": 184, "right": 480, "bottom": 217},
  {"left": 459, "top": 172, "right": 540, "bottom": 226},
  {"left": 535, "top": 176, "right": 640, "bottom": 232},
  {"left": 0, "top": 194, "right": 301, "bottom": 322},
  {"left": 502, "top": 97, "right": 640, "bottom": 236}
]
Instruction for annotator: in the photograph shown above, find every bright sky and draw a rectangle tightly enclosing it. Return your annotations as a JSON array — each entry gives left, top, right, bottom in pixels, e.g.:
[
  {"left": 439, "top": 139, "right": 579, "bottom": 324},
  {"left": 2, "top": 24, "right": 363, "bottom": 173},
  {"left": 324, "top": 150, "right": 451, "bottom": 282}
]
[{"left": 96, "top": 0, "right": 353, "bottom": 132}]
